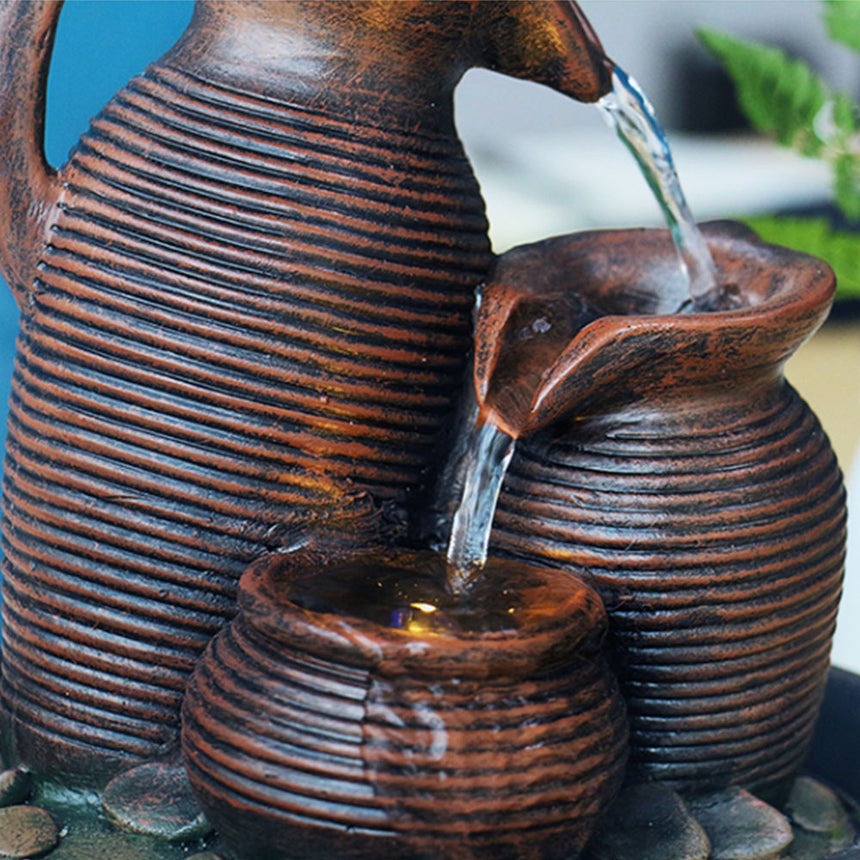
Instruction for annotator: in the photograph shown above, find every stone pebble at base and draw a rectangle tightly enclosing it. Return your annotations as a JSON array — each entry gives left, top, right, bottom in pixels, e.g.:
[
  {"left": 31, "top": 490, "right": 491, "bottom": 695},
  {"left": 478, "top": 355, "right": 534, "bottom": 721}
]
[
  {"left": 687, "top": 787, "right": 795, "bottom": 860},
  {"left": 584, "top": 782, "right": 711, "bottom": 860},
  {"left": 0, "top": 770, "right": 32, "bottom": 809},
  {"left": 101, "top": 760, "right": 212, "bottom": 843},
  {"left": 35, "top": 805, "right": 229, "bottom": 860},
  {"left": 0, "top": 805, "right": 60, "bottom": 858},
  {"left": 784, "top": 777, "right": 856, "bottom": 859},
  {"left": 0, "top": 755, "right": 231, "bottom": 860},
  {"left": 787, "top": 778, "right": 855, "bottom": 837}
]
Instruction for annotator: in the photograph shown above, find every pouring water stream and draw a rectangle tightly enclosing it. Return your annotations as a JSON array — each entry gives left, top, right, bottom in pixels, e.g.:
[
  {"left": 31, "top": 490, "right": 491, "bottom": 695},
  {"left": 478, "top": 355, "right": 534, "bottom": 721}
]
[
  {"left": 445, "top": 418, "right": 516, "bottom": 594},
  {"left": 445, "top": 64, "right": 720, "bottom": 593},
  {"left": 597, "top": 66, "right": 719, "bottom": 306}
]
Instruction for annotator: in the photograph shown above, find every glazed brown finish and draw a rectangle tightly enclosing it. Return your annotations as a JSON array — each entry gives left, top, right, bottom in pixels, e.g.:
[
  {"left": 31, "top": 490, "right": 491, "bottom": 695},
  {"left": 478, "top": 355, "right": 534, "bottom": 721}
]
[
  {"left": 485, "top": 224, "right": 846, "bottom": 796},
  {"left": 182, "top": 550, "right": 628, "bottom": 860},
  {"left": 171, "top": 2, "right": 613, "bottom": 131},
  {"left": 475, "top": 222, "right": 836, "bottom": 435},
  {"left": 0, "top": 0, "right": 613, "bottom": 779},
  {"left": 0, "top": 1, "right": 63, "bottom": 307}
]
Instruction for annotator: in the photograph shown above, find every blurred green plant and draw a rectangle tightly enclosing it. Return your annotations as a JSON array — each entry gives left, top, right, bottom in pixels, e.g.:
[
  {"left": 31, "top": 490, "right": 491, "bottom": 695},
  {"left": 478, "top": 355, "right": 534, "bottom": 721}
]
[{"left": 698, "top": 1, "right": 860, "bottom": 300}]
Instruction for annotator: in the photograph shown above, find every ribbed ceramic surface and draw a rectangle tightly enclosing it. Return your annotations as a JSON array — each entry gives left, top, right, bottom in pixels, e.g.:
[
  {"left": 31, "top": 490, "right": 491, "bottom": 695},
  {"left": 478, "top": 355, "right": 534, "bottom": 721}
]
[
  {"left": 183, "top": 610, "right": 628, "bottom": 860},
  {"left": 0, "top": 63, "right": 491, "bottom": 774},
  {"left": 492, "top": 384, "right": 846, "bottom": 795}
]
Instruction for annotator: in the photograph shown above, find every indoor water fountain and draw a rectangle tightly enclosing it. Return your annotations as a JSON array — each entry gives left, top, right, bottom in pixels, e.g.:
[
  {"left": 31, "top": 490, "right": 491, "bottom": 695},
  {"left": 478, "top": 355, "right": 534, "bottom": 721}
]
[{"left": 0, "top": 2, "right": 849, "bottom": 859}]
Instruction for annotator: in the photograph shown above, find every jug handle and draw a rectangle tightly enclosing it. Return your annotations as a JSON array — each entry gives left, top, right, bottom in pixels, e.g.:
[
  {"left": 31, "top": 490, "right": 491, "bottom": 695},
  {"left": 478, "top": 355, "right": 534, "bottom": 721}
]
[{"left": 0, "top": 0, "right": 63, "bottom": 309}]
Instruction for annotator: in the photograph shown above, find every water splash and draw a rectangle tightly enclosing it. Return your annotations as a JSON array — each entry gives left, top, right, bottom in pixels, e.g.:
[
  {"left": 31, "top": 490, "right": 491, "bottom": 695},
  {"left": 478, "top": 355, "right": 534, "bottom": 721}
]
[
  {"left": 598, "top": 65, "right": 719, "bottom": 307},
  {"left": 445, "top": 416, "right": 515, "bottom": 594}
]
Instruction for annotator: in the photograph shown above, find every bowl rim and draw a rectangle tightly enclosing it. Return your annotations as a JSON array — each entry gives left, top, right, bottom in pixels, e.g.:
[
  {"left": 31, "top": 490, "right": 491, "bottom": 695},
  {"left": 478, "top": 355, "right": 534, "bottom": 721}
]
[{"left": 236, "top": 548, "right": 608, "bottom": 680}]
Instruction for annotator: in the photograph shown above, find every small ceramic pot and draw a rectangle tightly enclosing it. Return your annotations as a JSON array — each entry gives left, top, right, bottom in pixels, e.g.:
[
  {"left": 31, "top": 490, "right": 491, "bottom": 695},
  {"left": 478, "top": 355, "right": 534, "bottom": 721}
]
[{"left": 181, "top": 549, "right": 628, "bottom": 860}]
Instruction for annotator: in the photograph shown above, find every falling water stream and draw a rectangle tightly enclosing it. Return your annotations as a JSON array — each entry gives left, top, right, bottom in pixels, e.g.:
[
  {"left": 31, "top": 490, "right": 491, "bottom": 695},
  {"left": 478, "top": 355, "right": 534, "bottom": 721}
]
[
  {"left": 445, "top": 418, "right": 516, "bottom": 594},
  {"left": 597, "top": 66, "right": 720, "bottom": 306},
  {"left": 445, "top": 63, "right": 720, "bottom": 593}
]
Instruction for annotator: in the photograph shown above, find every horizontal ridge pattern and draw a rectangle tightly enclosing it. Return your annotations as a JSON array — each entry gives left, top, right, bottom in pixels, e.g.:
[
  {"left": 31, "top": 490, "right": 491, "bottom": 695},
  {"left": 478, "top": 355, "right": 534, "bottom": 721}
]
[
  {"left": 182, "top": 612, "right": 628, "bottom": 856},
  {"left": 1, "top": 63, "right": 491, "bottom": 772},
  {"left": 492, "top": 384, "right": 846, "bottom": 793}
]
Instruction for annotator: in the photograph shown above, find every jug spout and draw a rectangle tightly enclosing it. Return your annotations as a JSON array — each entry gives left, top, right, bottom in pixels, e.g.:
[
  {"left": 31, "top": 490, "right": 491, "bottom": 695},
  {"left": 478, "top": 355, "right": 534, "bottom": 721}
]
[
  {"left": 0, "top": 0, "right": 612, "bottom": 303},
  {"left": 475, "top": 1, "right": 613, "bottom": 103},
  {"left": 167, "top": 1, "right": 612, "bottom": 132},
  {"left": 474, "top": 224, "right": 836, "bottom": 437},
  {"left": 0, "top": 0, "right": 62, "bottom": 308}
]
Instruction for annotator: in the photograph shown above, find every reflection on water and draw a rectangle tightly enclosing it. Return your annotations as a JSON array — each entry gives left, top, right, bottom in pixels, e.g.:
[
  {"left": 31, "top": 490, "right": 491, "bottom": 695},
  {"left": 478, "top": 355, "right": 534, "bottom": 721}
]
[{"left": 284, "top": 550, "right": 540, "bottom": 634}]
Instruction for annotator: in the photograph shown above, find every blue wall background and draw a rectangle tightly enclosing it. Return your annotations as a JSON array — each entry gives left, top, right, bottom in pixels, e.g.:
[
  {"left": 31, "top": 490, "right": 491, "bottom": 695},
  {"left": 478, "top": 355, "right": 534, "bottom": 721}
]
[{"left": 0, "top": 1, "right": 193, "bottom": 456}]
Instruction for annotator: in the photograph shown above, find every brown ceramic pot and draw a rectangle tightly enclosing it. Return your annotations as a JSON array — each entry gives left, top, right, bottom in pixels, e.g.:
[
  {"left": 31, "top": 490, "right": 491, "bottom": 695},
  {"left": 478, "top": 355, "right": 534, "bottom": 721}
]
[
  {"left": 481, "top": 223, "right": 846, "bottom": 798},
  {"left": 0, "top": 1, "right": 611, "bottom": 778},
  {"left": 181, "top": 549, "right": 628, "bottom": 860}
]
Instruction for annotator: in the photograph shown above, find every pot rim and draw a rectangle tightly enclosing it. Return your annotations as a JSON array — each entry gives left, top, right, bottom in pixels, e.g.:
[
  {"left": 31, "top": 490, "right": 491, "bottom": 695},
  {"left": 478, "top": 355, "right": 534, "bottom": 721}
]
[
  {"left": 475, "top": 221, "right": 837, "bottom": 434},
  {"left": 237, "top": 549, "right": 607, "bottom": 680}
]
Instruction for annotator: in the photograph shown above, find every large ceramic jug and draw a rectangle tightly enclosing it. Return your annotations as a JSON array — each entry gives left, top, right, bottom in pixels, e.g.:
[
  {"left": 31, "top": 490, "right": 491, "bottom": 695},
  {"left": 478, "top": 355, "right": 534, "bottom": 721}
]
[
  {"left": 479, "top": 223, "right": 846, "bottom": 800},
  {"left": 0, "top": 0, "right": 611, "bottom": 781}
]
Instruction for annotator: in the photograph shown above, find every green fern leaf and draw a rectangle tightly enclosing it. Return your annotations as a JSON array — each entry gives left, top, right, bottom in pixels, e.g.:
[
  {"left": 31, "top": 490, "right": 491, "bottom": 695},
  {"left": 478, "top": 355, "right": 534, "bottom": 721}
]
[
  {"left": 697, "top": 28, "right": 831, "bottom": 156},
  {"left": 832, "top": 91, "right": 858, "bottom": 134},
  {"left": 823, "top": 0, "right": 860, "bottom": 52},
  {"left": 833, "top": 153, "right": 860, "bottom": 219},
  {"left": 743, "top": 214, "right": 860, "bottom": 300}
]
